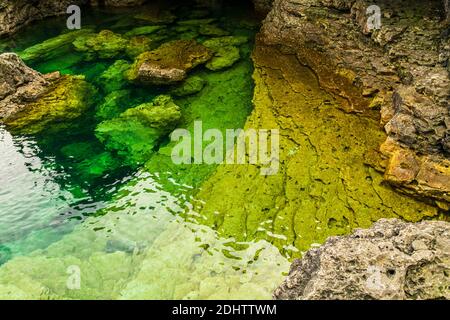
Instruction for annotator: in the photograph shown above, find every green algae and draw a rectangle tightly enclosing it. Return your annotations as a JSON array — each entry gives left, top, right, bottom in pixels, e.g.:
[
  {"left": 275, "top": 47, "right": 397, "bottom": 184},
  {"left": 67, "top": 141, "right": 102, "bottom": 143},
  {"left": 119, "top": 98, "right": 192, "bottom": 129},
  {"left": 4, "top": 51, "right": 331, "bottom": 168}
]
[
  {"left": 170, "top": 76, "right": 207, "bottom": 97},
  {"left": 98, "top": 60, "right": 130, "bottom": 93},
  {"left": 96, "top": 95, "right": 182, "bottom": 167},
  {"left": 202, "top": 36, "right": 249, "bottom": 71},
  {"left": 125, "top": 39, "right": 213, "bottom": 84},
  {"left": 19, "top": 29, "right": 94, "bottom": 63},
  {"left": 73, "top": 30, "right": 129, "bottom": 60},
  {"left": 125, "top": 25, "right": 164, "bottom": 37},
  {"left": 125, "top": 36, "right": 153, "bottom": 59},
  {"left": 4, "top": 75, "right": 97, "bottom": 135},
  {"left": 191, "top": 46, "right": 440, "bottom": 258},
  {"left": 95, "top": 90, "right": 132, "bottom": 120}
]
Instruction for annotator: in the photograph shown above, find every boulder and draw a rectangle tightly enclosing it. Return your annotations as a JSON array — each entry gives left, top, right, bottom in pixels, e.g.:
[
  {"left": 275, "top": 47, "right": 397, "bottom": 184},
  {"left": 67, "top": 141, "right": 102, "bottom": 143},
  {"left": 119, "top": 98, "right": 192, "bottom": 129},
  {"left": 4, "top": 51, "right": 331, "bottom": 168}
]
[
  {"left": 0, "top": 53, "right": 95, "bottom": 134},
  {"left": 274, "top": 219, "right": 450, "bottom": 300},
  {"left": 73, "top": 30, "right": 129, "bottom": 60},
  {"left": 125, "top": 40, "right": 213, "bottom": 85},
  {"left": 202, "top": 36, "right": 248, "bottom": 71}
]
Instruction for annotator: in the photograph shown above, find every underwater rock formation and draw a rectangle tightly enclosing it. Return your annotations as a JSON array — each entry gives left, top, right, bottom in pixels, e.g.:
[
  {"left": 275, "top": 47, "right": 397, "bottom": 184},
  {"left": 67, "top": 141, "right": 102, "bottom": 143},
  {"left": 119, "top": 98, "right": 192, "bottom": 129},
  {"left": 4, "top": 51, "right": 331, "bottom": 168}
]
[
  {"left": 126, "top": 40, "right": 213, "bottom": 85},
  {"left": 193, "top": 44, "right": 438, "bottom": 258},
  {"left": 261, "top": 0, "right": 450, "bottom": 207},
  {"left": 274, "top": 218, "right": 450, "bottom": 300},
  {"left": 96, "top": 95, "right": 181, "bottom": 166},
  {"left": 202, "top": 36, "right": 248, "bottom": 71},
  {"left": 0, "top": 53, "right": 95, "bottom": 134},
  {"left": 73, "top": 30, "right": 130, "bottom": 60}
]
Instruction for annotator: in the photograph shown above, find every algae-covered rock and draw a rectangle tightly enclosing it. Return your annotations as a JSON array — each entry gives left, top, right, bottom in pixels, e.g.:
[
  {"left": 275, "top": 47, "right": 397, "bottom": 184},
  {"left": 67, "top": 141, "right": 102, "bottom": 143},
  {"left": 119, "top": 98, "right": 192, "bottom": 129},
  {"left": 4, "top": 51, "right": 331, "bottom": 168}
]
[
  {"left": 125, "top": 40, "right": 213, "bottom": 85},
  {"left": 3, "top": 75, "right": 96, "bottom": 135},
  {"left": 124, "top": 25, "right": 163, "bottom": 37},
  {"left": 19, "top": 29, "right": 94, "bottom": 63},
  {"left": 98, "top": 60, "right": 131, "bottom": 93},
  {"left": 0, "top": 54, "right": 96, "bottom": 135},
  {"left": 202, "top": 36, "right": 248, "bottom": 71},
  {"left": 170, "top": 76, "right": 206, "bottom": 97},
  {"left": 177, "top": 18, "right": 216, "bottom": 26},
  {"left": 274, "top": 219, "right": 450, "bottom": 300},
  {"left": 203, "top": 36, "right": 248, "bottom": 48},
  {"left": 198, "top": 24, "right": 229, "bottom": 36},
  {"left": 73, "top": 30, "right": 129, "bottom": 60},
  {"left": 96, "top": 90, "right": 132, "bottom": 120},
  {"left": 193, "top": 45, "right": 439, "bottom": 258},
  {"left": 125, "top": 36, "right": 153, "bottom": 59},
  {"left": 96, "top": 95, "right": 181, "bottom": 166},
  {"left": 206, "top": 46, "right": 241, "bottom": 71}
]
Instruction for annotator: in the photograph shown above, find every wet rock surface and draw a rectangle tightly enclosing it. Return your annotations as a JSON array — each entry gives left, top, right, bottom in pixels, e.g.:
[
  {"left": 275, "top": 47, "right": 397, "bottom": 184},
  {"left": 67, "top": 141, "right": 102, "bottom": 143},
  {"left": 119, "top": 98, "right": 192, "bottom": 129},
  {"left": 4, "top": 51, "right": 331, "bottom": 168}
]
[
  {"left": 193, "top": 44, "right": 438, "bottom": 258},
  {"left": 274, "top": 218, "right": 450, "bottom": 300},
  {"left": 261, "top": 0, "right": 450, "bottom": 206},
  {"left": 126, "top": 39, "right": 213, "bottom": 84},
  {"left": 0, "top": 53, "right": 95, "bottom": 134}
]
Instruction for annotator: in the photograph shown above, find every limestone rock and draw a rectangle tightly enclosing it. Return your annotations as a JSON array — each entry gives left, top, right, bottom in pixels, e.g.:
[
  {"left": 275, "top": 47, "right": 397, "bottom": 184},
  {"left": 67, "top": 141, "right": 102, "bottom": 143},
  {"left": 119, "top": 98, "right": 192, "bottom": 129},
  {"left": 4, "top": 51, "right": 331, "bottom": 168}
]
[
  {"left": 126, "top": 40, "right": 213, "bottom": 85},
  {"left": 260, "top": 0, "right": 450, "bottom": 205},
  {"left": 0, "top": 53, "right": 95, "bottom": 134},
  {"left": 274, "top": 219, "right": 450, "bottom": 300}
]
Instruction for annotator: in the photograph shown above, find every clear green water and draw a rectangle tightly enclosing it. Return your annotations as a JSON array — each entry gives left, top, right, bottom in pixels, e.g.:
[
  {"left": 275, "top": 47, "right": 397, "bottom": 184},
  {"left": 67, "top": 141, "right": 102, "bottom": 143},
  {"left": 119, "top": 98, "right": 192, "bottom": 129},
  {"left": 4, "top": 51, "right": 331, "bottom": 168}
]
[{"left": 0, "top": 2, "right": 291, "bottom": 299}]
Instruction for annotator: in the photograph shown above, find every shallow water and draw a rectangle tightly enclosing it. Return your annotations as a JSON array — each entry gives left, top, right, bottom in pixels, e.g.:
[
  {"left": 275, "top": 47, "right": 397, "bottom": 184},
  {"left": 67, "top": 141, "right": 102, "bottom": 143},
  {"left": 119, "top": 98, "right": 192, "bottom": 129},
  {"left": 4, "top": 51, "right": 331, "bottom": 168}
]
[{"left": 0, "top": 1, "right": 441, "bottom": 299}]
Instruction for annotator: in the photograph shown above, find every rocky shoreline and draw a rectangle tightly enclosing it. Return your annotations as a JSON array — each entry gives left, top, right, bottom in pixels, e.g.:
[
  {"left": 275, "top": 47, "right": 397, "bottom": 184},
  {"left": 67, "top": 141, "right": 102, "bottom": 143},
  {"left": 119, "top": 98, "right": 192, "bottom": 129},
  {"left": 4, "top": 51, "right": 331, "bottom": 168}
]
[
  {"left": 274, "top": 218, "right": 450, "bottom": 300},
  {"left": 260, "top": 0, "right": 450, "bottom": 209},
  {"left": 0, "top": 0, "right": 449, "bottom": 300}
]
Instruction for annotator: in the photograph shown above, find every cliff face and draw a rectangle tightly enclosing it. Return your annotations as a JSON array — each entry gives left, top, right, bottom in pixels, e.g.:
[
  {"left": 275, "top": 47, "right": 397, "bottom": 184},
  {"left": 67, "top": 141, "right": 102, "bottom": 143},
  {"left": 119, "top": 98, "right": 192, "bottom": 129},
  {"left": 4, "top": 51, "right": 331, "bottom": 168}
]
[{"left": 260, "top": 0, "right": 450, "bottom": 208}]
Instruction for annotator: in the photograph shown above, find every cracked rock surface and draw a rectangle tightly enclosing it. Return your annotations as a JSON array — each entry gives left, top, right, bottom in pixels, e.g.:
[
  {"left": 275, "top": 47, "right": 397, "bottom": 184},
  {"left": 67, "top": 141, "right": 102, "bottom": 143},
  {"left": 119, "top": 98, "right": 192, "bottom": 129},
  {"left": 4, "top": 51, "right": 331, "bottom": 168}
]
[
  {"left": 192, "top": 44, "right": 439, "bottom": 258},
  {"left": 261, "top": 0, "right": 450, "bottom": 206},
  {"left": 274, "top": 218, "right": 450, "bottom": 300}
]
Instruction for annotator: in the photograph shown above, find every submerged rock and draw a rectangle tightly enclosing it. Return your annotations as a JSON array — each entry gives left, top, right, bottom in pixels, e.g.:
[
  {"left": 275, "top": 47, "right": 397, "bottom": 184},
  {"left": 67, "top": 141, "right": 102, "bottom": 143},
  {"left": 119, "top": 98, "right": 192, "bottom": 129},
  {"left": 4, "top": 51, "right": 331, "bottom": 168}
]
[
  {"left": 95, "top": 90, "right": 132, "bottom": 120},
  {"left": 73, "top": 30, "right": 129, "bottom": 60},
  {"left": 0, "top": 53, "right": 95, "bottom": 134},
  {"left": 203, "top": 36, "right": 248, "bottom": 70},
  {"left": 170, "top": 76, "right": 207, "bottom": 97},
  {"left": 198, "top": 24, "right": 229, "bottom": 36},
  {"left": 125, "top": 36, "right": 153, "bottom": 59},
  {"left": 274, "top": 219, "right": 450, "bottom": 300},
  {"left": 124, "top": 25, "right": 164, "bottom": 37},
  {"left": 193, "top": 45, "right": 438, "bottom": 258},
  {"left": 95, "top": 95, "right": 181, "bottom": 166},
  {"left": 19, "top": 29, "right": 94, "bottom": 63},
  {"left": 98, "top": 60, "right": 131, "bottom": 93},
  {"left": 126, "top": 40, "right": 213, "bottom": 85}
]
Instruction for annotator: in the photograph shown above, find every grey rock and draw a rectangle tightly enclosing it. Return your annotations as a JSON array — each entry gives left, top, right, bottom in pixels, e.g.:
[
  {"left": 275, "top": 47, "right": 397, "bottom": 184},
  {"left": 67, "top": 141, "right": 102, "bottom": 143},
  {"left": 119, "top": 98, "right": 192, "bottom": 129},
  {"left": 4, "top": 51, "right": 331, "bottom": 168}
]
[
  {"left": 274, "top": 218, "right": 450, "bottom": 300},
  {"left": 0, "top": 52, "right": 50, "bottom": 121}
]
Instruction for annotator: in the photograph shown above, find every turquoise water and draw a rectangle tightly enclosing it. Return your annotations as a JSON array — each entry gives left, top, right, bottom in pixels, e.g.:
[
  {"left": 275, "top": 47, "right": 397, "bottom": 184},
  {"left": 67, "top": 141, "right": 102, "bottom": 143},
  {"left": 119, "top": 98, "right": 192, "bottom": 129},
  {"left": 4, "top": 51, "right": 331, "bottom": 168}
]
[{"left": 0, "top": 1, "right": 293, "bottom": 299}]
